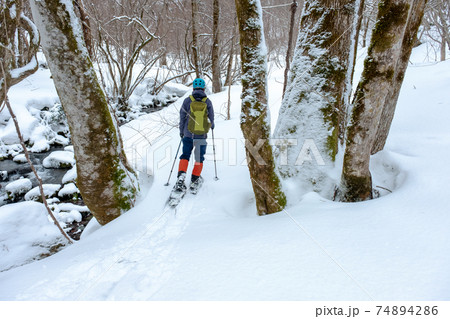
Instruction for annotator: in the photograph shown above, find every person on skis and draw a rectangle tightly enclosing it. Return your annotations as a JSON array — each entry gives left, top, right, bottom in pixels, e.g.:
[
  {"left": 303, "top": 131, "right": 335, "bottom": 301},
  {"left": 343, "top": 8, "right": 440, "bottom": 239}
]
[{"left": 174, "top": 78, "right": 215, "bottom": 194}]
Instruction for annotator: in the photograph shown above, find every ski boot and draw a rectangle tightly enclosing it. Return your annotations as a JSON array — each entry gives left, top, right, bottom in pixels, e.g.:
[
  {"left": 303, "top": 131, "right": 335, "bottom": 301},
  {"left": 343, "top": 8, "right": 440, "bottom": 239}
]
[{"left": 189, "top": 175, "right": 203, "bottom": 195}]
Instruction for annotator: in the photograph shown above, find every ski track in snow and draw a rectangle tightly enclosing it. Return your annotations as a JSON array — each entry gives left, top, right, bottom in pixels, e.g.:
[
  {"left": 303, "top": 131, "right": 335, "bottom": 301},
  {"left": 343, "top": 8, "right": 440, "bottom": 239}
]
[{"left": 17, "top": 197, "right": 197, "bottom": 300}]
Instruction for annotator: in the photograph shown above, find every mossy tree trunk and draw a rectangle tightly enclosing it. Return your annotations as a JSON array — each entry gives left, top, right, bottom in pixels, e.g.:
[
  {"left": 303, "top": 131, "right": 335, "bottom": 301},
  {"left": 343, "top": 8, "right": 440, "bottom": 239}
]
[
  {"left": 235, "top": 0, "right": 286, "bottom": 215},
  {"left": 340, "top": 0, "right": 413, "bottom": 202},
  {"left": 371, "top": 0, "right": 428, "bottom": 155},
  {"left": 273, "top": 0, "right": 363, "bottom": 197},
  {"left": 211, "top": 0, "right": 221, "bottom": 93},
  {"left": 29, "top": 0, "right": 139, "bottom": 225},
  {"left": 1, "top": 0, "right": 39, "bottom": 102}
]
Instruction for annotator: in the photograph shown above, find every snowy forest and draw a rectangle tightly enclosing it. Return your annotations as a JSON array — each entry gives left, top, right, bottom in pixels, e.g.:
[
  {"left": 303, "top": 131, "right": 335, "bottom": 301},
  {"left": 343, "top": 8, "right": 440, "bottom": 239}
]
[{"left": 1, "top": 0, "right": 450, "bottom": 302}]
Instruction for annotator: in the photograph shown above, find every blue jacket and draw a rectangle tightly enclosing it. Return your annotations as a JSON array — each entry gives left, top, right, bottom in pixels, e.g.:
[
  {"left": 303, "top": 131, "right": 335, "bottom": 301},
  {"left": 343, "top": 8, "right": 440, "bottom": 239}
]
[{"left": 180, "top": 89, "right": 215, "bottom": 139}]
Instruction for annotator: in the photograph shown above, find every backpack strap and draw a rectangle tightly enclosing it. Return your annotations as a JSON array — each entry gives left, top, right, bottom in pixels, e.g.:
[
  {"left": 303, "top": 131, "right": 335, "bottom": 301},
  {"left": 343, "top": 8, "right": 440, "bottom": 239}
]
[{"left": 189, "top": 95, "right": 208, "bottom": 103}]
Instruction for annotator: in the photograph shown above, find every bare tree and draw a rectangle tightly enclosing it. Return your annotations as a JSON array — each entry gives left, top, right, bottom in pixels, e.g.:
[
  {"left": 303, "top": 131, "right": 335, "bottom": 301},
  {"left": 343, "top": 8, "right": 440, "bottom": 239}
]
[
  {"left": 191, "top": 0, "right": 202, "bottom": 78},
  {"left": 97, "top": 16, "right": 161, "bottom": 113},
  {"left": 211, "top": 0, "right": 221, "bottom": 92},
  {"left": 30, "top": 0, "right": 139, "bottom": 225},
  {"left": 360, "top": 0, "right": 379, "bottom": 48},
  {"left": 224, "top": 15, "right": 238, "bottom": 87},
  {"left": 84, "top": 1, "right": 162, "bottom": 113},
  {"left": 423, "top": 0, "right": 450, "bottom": 61},
  {"left": 1, "top": 0, "right": 39, "bottom": 102},
  {"left": 282, "top": 0, "right": 300, "bottom": 97},
  {"left": 235, "top": 0, "right": 286, "bottom": 215}
]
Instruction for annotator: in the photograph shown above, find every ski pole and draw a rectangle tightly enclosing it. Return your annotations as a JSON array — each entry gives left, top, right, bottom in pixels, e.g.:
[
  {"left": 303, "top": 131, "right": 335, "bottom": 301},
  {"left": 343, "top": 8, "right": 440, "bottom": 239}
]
[
  {"left": 165, "top": 138, "right": 182, "bottom": 186},
  {"left": 211, "top": 128, "right": 219, "bottom": 181}
]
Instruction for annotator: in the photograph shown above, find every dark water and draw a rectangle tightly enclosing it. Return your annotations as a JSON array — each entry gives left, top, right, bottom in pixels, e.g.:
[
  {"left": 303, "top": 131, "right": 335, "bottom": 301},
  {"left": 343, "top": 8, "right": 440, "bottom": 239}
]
[{"left": 0, "top": 145, "right": 70, "bottom": 198}]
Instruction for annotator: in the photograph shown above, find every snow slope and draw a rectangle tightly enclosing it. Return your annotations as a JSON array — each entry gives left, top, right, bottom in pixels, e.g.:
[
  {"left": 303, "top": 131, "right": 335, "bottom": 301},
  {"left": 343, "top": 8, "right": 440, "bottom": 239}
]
[{"left": 0, "top": 45, "right": 449, "bottom": 300}]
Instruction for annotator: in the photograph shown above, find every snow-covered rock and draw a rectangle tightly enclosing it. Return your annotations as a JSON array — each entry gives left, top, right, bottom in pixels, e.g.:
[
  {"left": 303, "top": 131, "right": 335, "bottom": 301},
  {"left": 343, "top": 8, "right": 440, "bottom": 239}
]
[
  {"left": 0, "top": 143, "right": 22, "bottom": 159},
  {"left": 62, "top": 165, "right": 77, "bottom": 184},
  {"left": 57, "top": 210, "right": 82, "bottom": 224},
  {"left": 29, "top": 139, "right": 50, "bottom": 153},
  {"left": 53, "top": 134, "right": 69, "bottom": 146},
  {"left": 50, "top": 202, "right": 88, "bottom": 224},
  {"left": 12, "top": 154, "right": 27, "bottom": 163},
  {"left": 24, "top": 184, "right": 61, "bottom": 201},
  {"left": 5, "top": 178, "right": 33, "bottom": 198},
  {"left": 64, "top": 145, "right": 74, "bottom": 152},
  {"left": 0, "top": 171, "right": 7, "bottom": 181},
  {"left": 56, "top": 203, "right": 89, "bottom": 213},
  {"left": 57, "top": 182, "right": 79, "bottom": 198},
  {"left": 42, "top": 151, "right": 75, "bottom": 168}
]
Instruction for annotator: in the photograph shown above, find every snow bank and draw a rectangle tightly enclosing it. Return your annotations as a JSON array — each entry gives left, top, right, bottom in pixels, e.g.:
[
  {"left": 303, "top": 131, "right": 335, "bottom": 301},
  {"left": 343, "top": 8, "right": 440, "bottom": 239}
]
[{"left": 0, "top": 201, "right": 63, "bottom": 272}]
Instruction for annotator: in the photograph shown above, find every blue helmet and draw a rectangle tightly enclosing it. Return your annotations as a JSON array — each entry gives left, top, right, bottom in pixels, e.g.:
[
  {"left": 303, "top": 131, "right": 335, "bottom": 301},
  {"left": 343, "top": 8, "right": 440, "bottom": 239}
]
[{"left": 193, "top": 78, "right": 206, "bottom": 89}]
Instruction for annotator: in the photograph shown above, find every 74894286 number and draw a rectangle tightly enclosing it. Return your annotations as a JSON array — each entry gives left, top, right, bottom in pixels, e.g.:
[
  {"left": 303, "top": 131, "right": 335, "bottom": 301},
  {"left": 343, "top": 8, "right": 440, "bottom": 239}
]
[{"left": 376, "top": 306, "right": 438, "bottom": 316}]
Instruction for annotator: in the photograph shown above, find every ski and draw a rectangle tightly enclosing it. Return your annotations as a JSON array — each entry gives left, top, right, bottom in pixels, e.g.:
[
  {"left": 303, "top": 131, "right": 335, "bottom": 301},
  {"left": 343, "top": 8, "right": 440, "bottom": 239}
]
[
  {"left": 189, "top": 176, "right": 203, "bottom": 195},
  {"left": 166, "top": 175, "right": 203, "bottom": 208},
  {"left": 167, "top": 187, "right": 186, "bottom": 208},
  {"left": 167, "top": 173, "right": 188, "bottom": 208}
]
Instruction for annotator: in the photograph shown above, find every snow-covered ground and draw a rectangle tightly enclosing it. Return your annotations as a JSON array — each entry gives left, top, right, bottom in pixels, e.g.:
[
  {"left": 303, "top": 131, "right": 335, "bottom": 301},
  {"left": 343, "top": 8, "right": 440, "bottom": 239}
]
[{"left": 0, "top": 43, "right": 449, "bottom": 301}]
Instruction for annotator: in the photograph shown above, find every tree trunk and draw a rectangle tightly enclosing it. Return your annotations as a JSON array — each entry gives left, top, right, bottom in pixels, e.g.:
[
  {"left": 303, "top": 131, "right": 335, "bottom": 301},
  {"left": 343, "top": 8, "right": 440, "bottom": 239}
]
[
  {"left": 282, "top": 0, "right": 299, "bottom": 98},
  {"left": 440, "top": 37, "right": 446, "bottom": 61},
  {"left": 436, "top": 4, "right": 449, "bottom": 61},
  {"left": 371, "top": 0, "right": 428, "bottom": 154},
  {"left": 191, "top": 0, "right": 202, "bottom": 78},
  {"left": 235, "top": 0, "right": 286, "bottom": 215},
  {"left": 224, "top": 16, "right": 237, "bottom": 87},
  {"left": 340, "top": 0, "right": 413, "bottom": 202},
  {"left": 211, "top": 0, "right": 221, "bottom": 93},
  {"left": 273, "top": 0, "right": 362, "bottom": 197},
  {"left": 30, "top": 0, "right": 139, "bottom": 225}
]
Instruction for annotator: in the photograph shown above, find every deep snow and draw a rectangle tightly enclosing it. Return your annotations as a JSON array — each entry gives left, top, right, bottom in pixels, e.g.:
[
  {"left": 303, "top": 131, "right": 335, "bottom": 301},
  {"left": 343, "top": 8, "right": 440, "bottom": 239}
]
[{"left": 0, "top": 43, "right": 449, "bottom": 300}]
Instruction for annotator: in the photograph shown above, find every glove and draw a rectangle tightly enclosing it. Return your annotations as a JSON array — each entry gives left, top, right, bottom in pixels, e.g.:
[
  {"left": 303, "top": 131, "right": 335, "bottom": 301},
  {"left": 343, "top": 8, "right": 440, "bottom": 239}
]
[
  {"left": 180, "top": 132, "right": 184, "bottom": 138},
  {"left": 211, "top": 123, "right": 215, "bottom": 130}
]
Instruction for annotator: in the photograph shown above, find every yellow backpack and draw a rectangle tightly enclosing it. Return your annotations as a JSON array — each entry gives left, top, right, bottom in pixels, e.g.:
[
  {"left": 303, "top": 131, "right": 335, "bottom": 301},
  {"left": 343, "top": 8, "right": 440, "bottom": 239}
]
[{"left": 187, "top": 95, "right": 211, "bottom": 135}]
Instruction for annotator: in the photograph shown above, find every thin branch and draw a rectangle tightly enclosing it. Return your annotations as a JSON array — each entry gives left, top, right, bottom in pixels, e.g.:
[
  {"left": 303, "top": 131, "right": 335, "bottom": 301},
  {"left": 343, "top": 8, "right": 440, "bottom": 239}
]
[
  {"left": 152, "top": 69, "right": 196, "bottom": 95},
  {"left": 262, "top": 3, "right": 293, "bottom": 9},
  {"left": 0, "top": 62, "right": 73, "bottom": 245}
]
